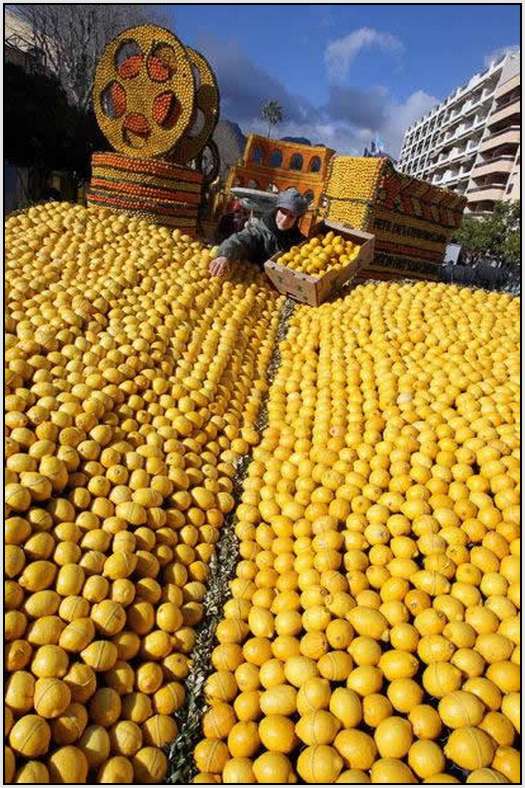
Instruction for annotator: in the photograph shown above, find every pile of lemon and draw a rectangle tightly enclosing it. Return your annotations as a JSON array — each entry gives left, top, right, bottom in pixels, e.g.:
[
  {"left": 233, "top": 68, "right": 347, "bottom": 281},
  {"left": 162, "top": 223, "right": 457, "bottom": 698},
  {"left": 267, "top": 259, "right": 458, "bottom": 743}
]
[
  {"left": 278, "top": 231, "right": 360, "bottom": 277},
  {"left": 4, "top": 202, "right": 283, "bottom": 784},
  {"left": 194, "top": 281, "right": 520, "bottom": 784}
]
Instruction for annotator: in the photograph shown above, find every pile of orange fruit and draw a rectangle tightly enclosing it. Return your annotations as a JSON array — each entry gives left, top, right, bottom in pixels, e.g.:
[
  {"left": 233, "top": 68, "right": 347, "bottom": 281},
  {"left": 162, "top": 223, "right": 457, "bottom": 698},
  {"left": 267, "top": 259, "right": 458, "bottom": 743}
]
[
  {"left": 278, "top": 232, "right": 360, "bottom": 277},
  {"left": 4, "top": 202, "right": 282, "bottom": 784},
  {"left": 193, "top": 281, "right": 520, "bottom": 784},
  {"left": 4, "top": 201, "right": 520, "bottom": 785}
]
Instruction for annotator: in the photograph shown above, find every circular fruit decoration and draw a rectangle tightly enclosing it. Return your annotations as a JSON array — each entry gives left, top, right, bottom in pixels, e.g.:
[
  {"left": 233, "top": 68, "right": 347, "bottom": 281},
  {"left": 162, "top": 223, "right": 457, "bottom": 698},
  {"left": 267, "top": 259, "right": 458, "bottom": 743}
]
[
  {"left": 170, "top": 47, "right": 220, "bottom": 165},
  {"left": 93, "top": 25, "right": 196, "bottom": 158},
  {"left": 196, "top": 139, "right": 221, "bottom": 185}
]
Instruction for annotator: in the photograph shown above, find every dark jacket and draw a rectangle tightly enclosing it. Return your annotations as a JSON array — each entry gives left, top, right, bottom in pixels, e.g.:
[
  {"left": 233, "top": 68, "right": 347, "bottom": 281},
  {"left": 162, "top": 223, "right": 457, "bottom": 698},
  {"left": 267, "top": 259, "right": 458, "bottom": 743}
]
[
  {"left": 217, "top": 210, "right": 305, "bottom": 268},
  {"left": 215, "top": 212, "right": 247, "bottom": 244}
]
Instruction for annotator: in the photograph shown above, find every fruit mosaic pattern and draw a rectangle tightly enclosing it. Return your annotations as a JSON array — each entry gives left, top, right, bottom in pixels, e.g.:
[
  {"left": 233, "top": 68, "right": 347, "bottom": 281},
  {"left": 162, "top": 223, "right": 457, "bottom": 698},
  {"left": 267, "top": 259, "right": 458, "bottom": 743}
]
[
  {"left": 87, "top": 152, "right": 203, "bottom": 231},
  {"left": 170, "top": 47, "right": 220, "bottom": 167},
  {"left": 321, "top": 157, "right": 468, "bottom": 279}
]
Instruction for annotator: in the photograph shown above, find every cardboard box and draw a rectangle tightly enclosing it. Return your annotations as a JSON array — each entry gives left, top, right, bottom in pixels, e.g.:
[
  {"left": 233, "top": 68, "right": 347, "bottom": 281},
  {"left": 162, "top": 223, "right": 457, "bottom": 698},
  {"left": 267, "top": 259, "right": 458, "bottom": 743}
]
[{"left": 264, "top": 220, "right": 375, "bottom": 306}]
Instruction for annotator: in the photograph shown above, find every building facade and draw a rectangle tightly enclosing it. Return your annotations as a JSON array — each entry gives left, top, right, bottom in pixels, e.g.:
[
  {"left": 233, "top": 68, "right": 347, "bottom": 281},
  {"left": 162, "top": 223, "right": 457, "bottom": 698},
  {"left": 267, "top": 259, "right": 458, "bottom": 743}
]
[{"left": 398, "top": 51, "right": 520, "bottom": 215}]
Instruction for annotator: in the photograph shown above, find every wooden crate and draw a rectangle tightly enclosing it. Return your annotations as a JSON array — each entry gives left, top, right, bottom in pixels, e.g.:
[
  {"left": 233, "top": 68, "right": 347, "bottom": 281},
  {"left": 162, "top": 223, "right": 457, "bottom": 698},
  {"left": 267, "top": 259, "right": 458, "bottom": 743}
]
[{"left": 264, "top": 220, "right": 375, "bottom": 306}]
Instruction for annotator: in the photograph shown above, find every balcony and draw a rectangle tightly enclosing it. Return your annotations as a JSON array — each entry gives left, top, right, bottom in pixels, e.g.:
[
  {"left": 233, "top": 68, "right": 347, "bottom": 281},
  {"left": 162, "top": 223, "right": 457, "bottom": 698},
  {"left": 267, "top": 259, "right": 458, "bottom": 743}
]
[
  {"left": 479, "top": 127, "right": 520, "bottom": 152},
  {"left": 494, "top": 92, "right": 520, "bottom": 111},
  {"left": 465, "top": 207, "right": 495, "bottom": 216},
  {"left": 454, "top": 123, "right": 478, "bottom": 141},
  {"left": 494, "top": 73, "right": 520, "bottom": 99},
  {"left": 472, "top": 157, "right": 515, "bottom": 178},
  {"left": 467, "top": 184, "right": 507, "bottom": 202},
  {"left": 448, "top": 148, "right": 469, "bottom": 163},
  {"left": 462, "top": 96, "right": 483, "bottom": 116},
  {"left": 488, "top": 100, "right": 520, "bottom": 127},
  {"left": 477, "top": 113, "right": 489, "bottom": 124}
]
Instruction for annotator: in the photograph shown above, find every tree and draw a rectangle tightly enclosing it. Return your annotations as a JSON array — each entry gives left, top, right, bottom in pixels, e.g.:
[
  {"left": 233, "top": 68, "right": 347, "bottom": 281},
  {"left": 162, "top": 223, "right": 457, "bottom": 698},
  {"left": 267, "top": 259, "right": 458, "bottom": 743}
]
[
  {"left": 261, "top": 100, "right": 284, "bottom": 139},
  {"left": 8, "top": 3, "right": 169, "bottom": 111},
  {"left": 5, "top": 60, "right": 108, "bottom": 200},
  {"left": 453, "top": 200, "right": 521, "bottom": 271},
  {"left": 453, "top": 215, "right": 495, "bottom": 267},
  {"left": 499, "top": 200, "right": 521, "bottom": 270}
]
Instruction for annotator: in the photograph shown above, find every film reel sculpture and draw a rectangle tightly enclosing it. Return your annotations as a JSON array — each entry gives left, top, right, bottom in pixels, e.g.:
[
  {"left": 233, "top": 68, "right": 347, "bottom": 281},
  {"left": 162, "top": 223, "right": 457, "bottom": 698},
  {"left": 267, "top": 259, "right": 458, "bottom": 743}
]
[{"left": 87, "top": 25, "right": 220, "bottom": 231}]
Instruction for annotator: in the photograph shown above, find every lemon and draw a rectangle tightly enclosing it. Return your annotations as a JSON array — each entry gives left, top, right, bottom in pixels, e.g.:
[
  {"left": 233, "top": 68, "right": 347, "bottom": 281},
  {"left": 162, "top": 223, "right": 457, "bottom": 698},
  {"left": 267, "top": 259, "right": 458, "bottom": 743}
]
[
  {"left": 444, "top": 727, "right": 496, "bottom": 770},
  {"left": 297, "top": 744, "right": 343, "bottom": 783}
]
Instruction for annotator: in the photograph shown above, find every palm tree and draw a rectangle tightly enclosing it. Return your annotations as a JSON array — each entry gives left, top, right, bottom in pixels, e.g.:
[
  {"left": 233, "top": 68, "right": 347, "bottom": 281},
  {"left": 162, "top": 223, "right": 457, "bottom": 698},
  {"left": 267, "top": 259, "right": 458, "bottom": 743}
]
[{"left": 261, "top": 100, "right": 284, "bottom": 139}]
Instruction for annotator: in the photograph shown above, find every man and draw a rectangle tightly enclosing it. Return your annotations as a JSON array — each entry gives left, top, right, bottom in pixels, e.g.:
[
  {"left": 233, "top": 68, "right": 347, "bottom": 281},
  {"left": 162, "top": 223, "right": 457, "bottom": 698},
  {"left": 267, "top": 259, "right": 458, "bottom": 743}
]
[{"left": 209, "top": 188, "right": 308, "bottom": 277}]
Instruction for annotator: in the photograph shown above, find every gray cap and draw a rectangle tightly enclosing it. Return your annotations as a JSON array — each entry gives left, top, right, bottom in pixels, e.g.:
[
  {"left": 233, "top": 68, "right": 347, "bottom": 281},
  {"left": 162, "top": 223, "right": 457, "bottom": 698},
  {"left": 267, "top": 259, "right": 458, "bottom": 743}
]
[{"left": 276, "top": 188, "right": 309, "bottom": 217}]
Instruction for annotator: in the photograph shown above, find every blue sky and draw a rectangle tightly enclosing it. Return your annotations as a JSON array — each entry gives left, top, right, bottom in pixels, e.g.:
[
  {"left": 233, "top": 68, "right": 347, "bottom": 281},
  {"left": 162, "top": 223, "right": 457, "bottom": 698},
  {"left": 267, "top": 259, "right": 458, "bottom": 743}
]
[{"left": 161, "top": 3, "right": 520, "bottom": 156}]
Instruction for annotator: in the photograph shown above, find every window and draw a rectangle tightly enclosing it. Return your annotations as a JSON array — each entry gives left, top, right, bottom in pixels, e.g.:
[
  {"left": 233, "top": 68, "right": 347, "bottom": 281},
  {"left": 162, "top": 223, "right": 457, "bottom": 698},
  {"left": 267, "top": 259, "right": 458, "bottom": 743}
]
[
  {"left": 309, "top": 156, "right": 321, "bottom": 173},
  {"left": 304, "top": 190, "right": 314, "bottom": 204},
  {"left": 269, "top": 149, "right": 283, "bottom": 167},
  {"left": 289, "top": 153, "right": 303, "bottom": 171},
  {"left": 251, "top": 146, "right": 263, "bottom": 164}
]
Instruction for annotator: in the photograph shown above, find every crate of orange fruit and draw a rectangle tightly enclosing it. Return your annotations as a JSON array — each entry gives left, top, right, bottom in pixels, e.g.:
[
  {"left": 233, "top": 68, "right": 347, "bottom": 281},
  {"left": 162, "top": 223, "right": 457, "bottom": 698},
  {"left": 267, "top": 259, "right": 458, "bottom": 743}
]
[{"left": 264, "top": 220, "right": 375, "bottom": 306}]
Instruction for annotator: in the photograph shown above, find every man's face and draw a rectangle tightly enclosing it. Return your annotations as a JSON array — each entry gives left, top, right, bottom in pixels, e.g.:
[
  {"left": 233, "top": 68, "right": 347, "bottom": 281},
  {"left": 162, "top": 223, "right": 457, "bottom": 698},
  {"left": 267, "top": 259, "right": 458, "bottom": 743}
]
[{"left": 275, "top": 207, "right": 297, "bottom": 230}]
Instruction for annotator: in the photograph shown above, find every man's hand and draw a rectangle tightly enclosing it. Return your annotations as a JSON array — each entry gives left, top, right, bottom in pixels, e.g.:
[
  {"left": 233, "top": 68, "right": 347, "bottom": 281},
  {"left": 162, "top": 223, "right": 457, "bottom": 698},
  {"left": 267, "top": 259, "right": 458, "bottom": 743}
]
[{"left": 209, "top": 256, "right": 231, "bottom": 277}]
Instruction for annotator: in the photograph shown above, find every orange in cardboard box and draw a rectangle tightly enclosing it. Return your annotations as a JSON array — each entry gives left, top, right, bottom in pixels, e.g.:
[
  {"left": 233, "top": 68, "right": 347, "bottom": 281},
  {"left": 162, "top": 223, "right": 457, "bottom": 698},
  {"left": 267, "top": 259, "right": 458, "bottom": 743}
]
[{"left": 264, "top": 220, "right": 375, "bottom": 307}]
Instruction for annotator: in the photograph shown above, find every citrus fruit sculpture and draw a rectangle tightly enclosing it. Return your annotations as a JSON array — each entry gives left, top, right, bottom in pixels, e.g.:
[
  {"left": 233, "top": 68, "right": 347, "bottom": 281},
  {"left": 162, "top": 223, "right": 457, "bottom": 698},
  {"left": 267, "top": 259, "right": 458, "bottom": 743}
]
[
  {"left": 88, "top": 25, "right": 220, "bottom": 232},
  {"left": 94, "top": 25, "right": 215, "bottom": 161},
  {"left": 87, "top": 152, "right": 205, "bottom": 231},
  {"left": 322, "top": 156, "right": 468, "bottom": 283},
  {"left": 170, "top": 47, "right": 220, "bottom": 167}
]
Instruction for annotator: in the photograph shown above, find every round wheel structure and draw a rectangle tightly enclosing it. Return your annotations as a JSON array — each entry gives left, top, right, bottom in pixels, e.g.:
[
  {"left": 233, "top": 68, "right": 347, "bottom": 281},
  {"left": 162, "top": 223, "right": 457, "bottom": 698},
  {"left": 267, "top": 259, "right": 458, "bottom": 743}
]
[
  {"left": 93, "top": 25, "right": 196, "bottom": 158},
  {"left": 196, "top": 140, "right": 221, "bottom": 186},
  {"left": 171, "top": 47, "right": 220, "bottom": 165}
]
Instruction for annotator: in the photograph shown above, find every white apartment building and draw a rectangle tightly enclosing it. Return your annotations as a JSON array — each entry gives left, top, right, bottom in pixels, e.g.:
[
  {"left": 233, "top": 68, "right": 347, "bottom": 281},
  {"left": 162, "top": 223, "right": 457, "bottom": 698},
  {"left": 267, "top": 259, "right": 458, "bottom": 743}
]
[{"left": 398, "top": 51, "right": 520, "bottom": 215}]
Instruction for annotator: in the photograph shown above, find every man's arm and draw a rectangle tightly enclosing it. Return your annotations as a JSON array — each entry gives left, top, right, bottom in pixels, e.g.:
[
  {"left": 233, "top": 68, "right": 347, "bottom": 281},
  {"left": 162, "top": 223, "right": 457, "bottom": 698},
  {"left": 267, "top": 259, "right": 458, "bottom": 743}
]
[
  {"left": 210, "top": 219, "right": 268, "bottom": 277},
  {"left": 216, "top": 219, "right": 267, "bottom": 263}
]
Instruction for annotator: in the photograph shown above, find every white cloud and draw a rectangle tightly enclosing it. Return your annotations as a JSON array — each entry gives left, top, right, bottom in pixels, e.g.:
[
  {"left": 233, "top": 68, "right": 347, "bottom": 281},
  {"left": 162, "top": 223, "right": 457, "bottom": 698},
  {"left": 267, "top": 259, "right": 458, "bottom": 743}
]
[
  {"left": 325, "top": 27, "right": 404, "bottom": 82},
  {"left": 484, "top": 44, "right": 520, "bottom": 68},
  {"left": 198, "top": 32, "right": 435, "bottom": 159},
  {"left": 322, "top": 84, "right": 438, "bottom": 157},
  {"left": 381, "top": 89, "right": 438, "bottom": 157},
  {"left": 234, "top": 85, "right": 438, "bottom": 160},
  {"left": 239, "top": 83, "right": 437, "bottom": 160}
]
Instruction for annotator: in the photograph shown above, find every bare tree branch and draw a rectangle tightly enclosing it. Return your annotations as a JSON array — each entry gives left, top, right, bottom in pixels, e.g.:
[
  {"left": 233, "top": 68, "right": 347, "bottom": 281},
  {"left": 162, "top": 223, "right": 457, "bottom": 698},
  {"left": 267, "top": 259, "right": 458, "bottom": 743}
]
[{"left": 8, "top": 4, "right": 170, "bottom": 111}]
